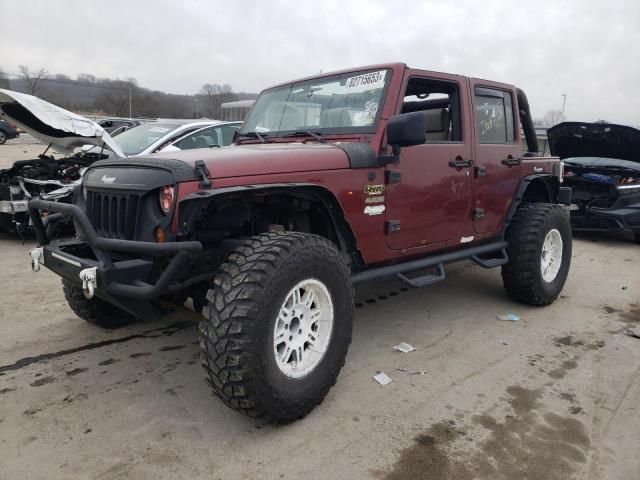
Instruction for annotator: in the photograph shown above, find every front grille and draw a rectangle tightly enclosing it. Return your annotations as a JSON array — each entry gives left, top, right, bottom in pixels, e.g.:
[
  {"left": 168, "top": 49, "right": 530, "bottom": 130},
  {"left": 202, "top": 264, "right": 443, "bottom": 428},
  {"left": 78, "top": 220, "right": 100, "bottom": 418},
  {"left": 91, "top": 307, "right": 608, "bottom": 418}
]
[{"left": 86, "top": 190, "right": 140, "bottom": 239}]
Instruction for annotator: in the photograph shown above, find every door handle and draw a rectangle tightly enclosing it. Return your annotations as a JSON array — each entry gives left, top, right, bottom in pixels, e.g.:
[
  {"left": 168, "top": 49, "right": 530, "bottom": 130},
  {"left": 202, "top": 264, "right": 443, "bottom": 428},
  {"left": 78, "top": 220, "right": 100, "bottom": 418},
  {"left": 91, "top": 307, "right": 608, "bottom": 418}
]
[
  {"left": 448, "top": 157, "right": 473, "bottom": 169},
  {"left": 501, "top": 157, "right": 522, "bottom": 167}
]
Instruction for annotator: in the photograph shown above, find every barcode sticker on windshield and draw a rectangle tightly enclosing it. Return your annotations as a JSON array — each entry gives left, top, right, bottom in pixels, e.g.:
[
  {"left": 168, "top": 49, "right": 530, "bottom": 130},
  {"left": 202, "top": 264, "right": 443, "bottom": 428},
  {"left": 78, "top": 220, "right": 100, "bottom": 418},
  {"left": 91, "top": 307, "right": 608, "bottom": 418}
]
[
  {"left": 345, "top": 70, "right": 386, "bottom": 91},
  {"left": 149, "top": 127, "right": 170, "bottom": 133}
]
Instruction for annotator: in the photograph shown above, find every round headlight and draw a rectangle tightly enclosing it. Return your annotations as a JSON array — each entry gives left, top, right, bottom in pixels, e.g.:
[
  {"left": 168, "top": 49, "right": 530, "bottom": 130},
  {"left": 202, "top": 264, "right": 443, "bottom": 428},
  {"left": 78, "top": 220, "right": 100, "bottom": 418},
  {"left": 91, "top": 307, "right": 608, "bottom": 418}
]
[{"left": 159, "top": 185, "right": 175, "bottom": 214}]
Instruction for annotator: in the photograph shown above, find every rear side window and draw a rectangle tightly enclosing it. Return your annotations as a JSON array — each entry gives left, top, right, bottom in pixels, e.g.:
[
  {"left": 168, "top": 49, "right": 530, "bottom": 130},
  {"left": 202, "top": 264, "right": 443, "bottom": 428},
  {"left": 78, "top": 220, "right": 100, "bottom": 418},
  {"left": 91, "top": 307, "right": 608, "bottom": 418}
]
[{"left": 474, "top": 87, "right": 514, "bottom": 144}]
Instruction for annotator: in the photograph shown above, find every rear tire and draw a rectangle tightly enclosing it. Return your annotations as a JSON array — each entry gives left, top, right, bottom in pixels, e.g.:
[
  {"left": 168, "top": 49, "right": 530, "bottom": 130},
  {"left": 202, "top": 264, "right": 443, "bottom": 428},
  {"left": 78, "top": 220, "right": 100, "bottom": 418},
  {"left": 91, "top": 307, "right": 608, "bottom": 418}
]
[
  {"left": 62, "top": 279, "right": 136, "bottom": 329},
  {"left": 199, "top": 232, "right": 354, "bottom": 423},
  {"left": 0, "top": 130, "right": 6, "bottom": 145},
  {"left": 633, "top": 230, "right": 640, "bottom": 245},
  {"left": 502, "top": 203, "right": 572, "bottom": 305}
]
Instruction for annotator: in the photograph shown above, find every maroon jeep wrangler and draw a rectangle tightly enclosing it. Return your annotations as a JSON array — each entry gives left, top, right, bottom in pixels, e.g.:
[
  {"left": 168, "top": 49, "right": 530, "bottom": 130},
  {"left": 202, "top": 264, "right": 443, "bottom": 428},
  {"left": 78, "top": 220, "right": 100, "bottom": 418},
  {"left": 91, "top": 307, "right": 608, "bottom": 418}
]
[{"left": 29, "top": 63, "right": 572, "bottom": 422}]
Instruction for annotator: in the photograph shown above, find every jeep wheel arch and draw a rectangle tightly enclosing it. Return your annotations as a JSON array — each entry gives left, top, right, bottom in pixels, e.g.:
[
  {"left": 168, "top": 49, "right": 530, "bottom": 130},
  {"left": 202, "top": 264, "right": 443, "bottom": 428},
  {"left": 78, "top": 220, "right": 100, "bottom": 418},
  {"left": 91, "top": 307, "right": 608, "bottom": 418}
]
[
  {"left": 521, "top": 176, "right": 558, "bottom": 203},
  {"left": 501, "top": 174, "right": 560, "bottom": 237},
  {"left": 177, "top": 183, "right": 362, "bottom": 266}
]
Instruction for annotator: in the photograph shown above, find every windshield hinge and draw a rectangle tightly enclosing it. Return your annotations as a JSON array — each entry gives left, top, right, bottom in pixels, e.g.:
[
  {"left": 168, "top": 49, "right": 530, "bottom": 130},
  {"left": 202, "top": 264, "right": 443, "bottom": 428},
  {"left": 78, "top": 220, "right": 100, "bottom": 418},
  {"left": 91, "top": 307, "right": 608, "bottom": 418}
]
[
  {"left": 377, "top": 154, "right": 399, "bottom": 167},
  {"left": 194, "top": 160, "right": 212, "bottom": 189}
]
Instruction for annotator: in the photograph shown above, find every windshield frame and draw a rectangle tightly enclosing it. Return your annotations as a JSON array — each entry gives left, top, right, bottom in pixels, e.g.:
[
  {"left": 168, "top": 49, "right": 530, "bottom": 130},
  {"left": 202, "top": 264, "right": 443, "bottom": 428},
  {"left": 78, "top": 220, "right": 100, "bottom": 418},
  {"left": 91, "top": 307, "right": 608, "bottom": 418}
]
[{"left": 239, "top": 67, "right": 392, "bottom": 139}]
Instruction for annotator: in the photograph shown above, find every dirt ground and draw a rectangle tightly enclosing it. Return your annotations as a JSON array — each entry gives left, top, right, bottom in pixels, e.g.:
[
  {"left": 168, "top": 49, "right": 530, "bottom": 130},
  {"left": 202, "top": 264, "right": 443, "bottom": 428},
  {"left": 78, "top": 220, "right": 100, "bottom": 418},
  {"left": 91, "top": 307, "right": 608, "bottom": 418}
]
[{"left": 0, "top": 136, "right": 639, "bottom": 480}]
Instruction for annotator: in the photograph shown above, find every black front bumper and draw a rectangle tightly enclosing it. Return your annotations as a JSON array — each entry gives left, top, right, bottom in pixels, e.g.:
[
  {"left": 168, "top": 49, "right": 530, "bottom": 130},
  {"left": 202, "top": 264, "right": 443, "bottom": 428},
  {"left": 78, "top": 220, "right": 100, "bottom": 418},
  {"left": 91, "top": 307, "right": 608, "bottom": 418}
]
[
  {"left": 29, "top": 199, "right": 203, "bottom": 310},
  {"left": 570, "top": 193, "right": 640, "bottom": 231}
]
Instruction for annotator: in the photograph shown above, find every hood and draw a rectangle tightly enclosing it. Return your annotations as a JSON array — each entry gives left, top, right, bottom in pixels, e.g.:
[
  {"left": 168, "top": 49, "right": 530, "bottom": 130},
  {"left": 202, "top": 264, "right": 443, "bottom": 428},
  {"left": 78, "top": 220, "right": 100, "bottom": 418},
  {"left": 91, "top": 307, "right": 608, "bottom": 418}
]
[
  {"left": 548, "top": 122, "right": 640, "bottom": 163},
  {"left": 135, "top": 142, "right": 354, "bottom": 179},
  {"left": 0, "top": 88, "right": 124, "bottom": 157}
]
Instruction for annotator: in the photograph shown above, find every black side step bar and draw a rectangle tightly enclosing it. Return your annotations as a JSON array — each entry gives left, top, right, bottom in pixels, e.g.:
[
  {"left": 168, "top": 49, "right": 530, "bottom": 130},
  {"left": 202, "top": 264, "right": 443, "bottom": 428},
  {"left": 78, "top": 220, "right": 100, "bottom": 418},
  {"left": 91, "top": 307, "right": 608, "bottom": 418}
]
[
  {"left": 397, "top": 263, "right": 445, "bottom": 288},
  {"left": 351, "top": 241, "right": 508, "bottom": 286},
  {"left": 470, "top": 248, "right": 509, "bottom": 268}
]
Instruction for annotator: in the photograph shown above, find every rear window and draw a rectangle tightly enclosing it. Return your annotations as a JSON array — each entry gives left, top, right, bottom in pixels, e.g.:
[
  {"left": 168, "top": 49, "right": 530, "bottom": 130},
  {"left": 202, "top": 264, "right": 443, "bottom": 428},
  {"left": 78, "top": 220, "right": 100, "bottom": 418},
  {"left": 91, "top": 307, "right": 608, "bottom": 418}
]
[{"left": 474, "top": 87, "right": 515, "bottom": 144}]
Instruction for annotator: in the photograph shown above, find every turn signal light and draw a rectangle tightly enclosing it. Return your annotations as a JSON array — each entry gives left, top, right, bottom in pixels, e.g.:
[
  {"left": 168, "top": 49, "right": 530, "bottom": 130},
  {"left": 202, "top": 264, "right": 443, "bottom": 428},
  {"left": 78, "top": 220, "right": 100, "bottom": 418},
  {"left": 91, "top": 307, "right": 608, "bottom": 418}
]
[
  {"left": 159, "top": 185, "right": 175, "bottom": 214},
  {"left": 155, "top": 226, "right": 166, "bottom": 243}
]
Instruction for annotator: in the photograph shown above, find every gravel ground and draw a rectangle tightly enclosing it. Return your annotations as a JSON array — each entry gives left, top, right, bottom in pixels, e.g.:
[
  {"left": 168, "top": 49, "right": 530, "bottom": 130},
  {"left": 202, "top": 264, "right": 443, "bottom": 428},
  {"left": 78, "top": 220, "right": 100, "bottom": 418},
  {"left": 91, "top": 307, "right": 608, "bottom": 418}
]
[{"left": 0, "top": 136, "right": 639, "bottom": 479}]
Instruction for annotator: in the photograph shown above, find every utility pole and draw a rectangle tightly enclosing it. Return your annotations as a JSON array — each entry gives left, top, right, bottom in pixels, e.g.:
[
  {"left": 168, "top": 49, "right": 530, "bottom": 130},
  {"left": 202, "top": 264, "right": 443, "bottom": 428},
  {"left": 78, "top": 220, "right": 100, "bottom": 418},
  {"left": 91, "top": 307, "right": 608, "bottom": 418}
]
[
  {"left": 129, "top": 83, "right": 132, "bottom": 118},
  {"left": 195, "top": 96, "right": 199, "bottom": 118},
  {"left": 561, "top": 93, "right": 567, "bottom": 114}
]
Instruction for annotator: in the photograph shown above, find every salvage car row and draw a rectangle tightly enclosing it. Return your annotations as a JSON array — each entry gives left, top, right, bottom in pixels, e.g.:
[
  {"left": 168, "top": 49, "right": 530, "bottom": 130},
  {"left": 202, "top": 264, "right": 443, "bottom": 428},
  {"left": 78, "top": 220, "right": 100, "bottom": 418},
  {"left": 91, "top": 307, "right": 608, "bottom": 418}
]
[
  {"left": 0, "top": 89, "right": 241, "bottom": 234},
  {"left": 1, "top": 91, "right": 638, "bottom": 242},
  {"left": 0, "top": 63, "right": 638, "bottom": 425}
]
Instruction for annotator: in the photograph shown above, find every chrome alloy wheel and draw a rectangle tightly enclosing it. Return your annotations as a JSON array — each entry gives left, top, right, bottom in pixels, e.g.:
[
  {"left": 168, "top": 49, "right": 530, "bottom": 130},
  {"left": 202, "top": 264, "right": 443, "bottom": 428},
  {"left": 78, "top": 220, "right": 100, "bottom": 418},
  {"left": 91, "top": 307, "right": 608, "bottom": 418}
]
[
  {"left": 273, "top": 279, "right": 334, "bottom": 379},
  {"left": 541, "top": 228, "right": 563, "bottom": 283}
]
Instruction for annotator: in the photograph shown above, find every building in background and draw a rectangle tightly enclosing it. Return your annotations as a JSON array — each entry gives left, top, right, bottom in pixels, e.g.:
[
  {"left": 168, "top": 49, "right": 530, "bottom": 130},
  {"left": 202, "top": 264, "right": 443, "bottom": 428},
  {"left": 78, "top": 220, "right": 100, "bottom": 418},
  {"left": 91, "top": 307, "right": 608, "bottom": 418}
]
[{"left": 221, "top": 100, "right": 254, "bottom": 121}]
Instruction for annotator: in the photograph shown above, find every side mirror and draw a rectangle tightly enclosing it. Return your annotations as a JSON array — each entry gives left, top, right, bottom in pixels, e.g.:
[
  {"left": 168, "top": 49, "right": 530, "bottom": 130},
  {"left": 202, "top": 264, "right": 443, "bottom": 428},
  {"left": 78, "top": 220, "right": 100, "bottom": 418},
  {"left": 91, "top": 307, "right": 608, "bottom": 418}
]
[{"left": 386, "top": 112, "right": 426, "bottom": 154}]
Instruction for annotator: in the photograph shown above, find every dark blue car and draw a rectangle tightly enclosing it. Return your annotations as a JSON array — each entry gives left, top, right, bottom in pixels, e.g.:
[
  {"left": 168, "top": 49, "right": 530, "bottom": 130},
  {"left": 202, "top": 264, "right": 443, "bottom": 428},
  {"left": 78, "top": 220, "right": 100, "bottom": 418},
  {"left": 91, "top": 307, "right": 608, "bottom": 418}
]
[{"left": 0, "top": 119, "right": 19, "bottom": 144}]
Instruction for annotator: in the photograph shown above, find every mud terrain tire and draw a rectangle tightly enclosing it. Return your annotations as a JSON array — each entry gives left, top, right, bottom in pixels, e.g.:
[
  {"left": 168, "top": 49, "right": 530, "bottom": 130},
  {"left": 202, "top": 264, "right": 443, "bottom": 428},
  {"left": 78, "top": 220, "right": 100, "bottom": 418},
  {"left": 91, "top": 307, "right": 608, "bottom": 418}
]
[
  {"left": 199, "top": 232, "right": 353, "bottom": 423},
  {"left": 502, "top": 203, "right": 572, "bottom": 306},
  {"left": 62, "top": 279, "right": 136, "bottom": 329}
]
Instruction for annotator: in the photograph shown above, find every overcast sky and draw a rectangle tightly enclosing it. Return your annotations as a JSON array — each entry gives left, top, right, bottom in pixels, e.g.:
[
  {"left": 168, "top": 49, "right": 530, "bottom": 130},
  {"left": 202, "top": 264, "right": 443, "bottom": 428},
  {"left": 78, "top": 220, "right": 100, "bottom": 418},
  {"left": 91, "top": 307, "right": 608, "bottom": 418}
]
[{"left": 2, "top": 0, "right": 639, "bottom": 123}]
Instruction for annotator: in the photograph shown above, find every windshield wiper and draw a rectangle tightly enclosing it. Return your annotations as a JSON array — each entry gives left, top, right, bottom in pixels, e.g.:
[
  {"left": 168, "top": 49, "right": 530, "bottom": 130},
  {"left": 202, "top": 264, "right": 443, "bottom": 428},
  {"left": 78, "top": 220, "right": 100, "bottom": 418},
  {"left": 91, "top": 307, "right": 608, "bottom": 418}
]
[
  {"left": 237, "top": 131, "right": 269, "bottom": 143},
  {"left": 283, "top": 130, "right": 326, "bottom": 143}
]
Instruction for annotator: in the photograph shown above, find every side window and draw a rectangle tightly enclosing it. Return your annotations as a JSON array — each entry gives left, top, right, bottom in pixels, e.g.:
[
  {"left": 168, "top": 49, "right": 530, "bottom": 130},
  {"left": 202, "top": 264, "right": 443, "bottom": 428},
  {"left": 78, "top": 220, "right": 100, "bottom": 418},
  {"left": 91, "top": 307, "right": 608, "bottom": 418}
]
[
  {"left": 401, "top": 78, "right": 461, "bottom": 142},
  {"left": 220, "top": 125, "right": 240, "bottom": 145},
  {"left": 155, "top": 127, "right": 202, "bottom": 152},
  {"left": 175, "top": 127, "right": 220, "bottom": 150},
  {"left": 474, "top": 88, "right": 515, "bottom": 144}
]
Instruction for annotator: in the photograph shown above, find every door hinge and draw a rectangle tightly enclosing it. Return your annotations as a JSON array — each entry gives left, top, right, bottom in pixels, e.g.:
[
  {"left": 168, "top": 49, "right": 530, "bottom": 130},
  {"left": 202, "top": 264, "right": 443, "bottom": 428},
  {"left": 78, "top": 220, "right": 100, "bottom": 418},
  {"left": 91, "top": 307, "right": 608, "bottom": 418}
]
[
  {"left": 385, "top": 220, "right": 401, "bottom": 234},
  {"left": 385, "top": 170, "right": 402, "bottom": 184},
  {"left": 194, "top": 160, "right": 212, "bottom": 188},
  {"left": 474, "top": 165, "right": 487, "bottom": 177},
  {"left": 473, "top": 208, "right": 485, "bottom": 220}
]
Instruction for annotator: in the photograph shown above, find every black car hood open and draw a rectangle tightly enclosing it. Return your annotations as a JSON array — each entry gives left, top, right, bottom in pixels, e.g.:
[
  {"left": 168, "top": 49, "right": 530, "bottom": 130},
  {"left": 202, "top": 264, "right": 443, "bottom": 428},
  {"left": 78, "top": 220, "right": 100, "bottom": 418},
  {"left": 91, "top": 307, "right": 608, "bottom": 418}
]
[{"left": 548, "top": 122, "right": 640, "bottom": 163}]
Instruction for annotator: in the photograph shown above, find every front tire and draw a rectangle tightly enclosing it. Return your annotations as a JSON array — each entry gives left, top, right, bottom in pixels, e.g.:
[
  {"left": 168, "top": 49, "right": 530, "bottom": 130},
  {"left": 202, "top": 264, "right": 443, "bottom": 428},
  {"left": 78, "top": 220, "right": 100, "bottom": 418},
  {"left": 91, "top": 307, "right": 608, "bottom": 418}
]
[
  {"left": 62, "top": 279, "right": 136, "bottom": 329},
  {"left": 633, "top": 230, "right": 640, "bottom": 245},
  {"left": 199, "top": 232, "right": 354, "bottom": 423},
  {"left": 502, "top": 203, "right": 572, "bottom": 305},
  {"left": 0, "top": 130, "right": 7, "bottom": 145}
]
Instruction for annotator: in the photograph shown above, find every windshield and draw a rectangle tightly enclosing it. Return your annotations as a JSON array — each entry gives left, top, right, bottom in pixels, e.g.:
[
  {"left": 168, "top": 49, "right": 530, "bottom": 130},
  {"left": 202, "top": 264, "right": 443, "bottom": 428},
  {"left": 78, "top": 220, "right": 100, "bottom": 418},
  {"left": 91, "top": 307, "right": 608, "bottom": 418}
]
[
  {"left": 113, "top": 123, "right": 181, "bottom": 155},
  {"left": 240, "top": 69, "right": 390, "bottom": 137}
]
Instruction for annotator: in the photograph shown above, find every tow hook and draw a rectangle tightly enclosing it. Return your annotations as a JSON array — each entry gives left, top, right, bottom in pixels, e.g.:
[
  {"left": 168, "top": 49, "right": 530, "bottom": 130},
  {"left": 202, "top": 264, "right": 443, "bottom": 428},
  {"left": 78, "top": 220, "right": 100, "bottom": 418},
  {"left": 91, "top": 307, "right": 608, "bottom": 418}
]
[
  {"left": 79, "top": 267, "right": 98, "bottom": 299},
  {"left": 30, "top": 247, "right": 43, "bottom": 272}
]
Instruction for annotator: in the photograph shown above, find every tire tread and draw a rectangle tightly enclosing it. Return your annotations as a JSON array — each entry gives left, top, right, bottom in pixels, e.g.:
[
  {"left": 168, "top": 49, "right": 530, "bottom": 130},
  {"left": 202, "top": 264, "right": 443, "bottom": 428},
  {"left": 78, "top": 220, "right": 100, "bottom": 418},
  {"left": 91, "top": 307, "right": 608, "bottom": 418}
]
[{"left": 199, "top": 232, "right": 353, "bottom": 423}]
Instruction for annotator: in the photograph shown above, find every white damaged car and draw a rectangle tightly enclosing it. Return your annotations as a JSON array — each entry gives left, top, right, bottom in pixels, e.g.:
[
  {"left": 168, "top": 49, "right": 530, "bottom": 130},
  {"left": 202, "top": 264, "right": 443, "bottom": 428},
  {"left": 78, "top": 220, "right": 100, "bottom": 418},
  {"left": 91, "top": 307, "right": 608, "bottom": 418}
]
[
  {"left": 0, "top": 89, "right": 239, "bottom": 235},
  {"left": 0, "top": 89, "right": 125, "bottom": 235}
]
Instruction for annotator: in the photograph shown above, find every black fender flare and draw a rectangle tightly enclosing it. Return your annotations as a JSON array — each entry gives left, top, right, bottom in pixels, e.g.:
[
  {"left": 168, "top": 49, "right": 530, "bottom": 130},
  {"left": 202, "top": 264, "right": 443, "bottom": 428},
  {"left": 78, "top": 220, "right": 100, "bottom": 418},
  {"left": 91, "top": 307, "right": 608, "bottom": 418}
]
[
  {"left": 176, "top": 182, "right": 360, "bottom": 261},
  {"left": 501, "top": 174, "right": 561, "bottom": 237}
]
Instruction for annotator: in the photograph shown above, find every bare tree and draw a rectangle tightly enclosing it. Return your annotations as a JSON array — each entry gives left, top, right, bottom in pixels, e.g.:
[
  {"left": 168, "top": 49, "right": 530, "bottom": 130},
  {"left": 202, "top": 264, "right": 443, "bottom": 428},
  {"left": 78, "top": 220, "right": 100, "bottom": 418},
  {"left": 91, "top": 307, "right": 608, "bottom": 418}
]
[
  {"left": 199, "top": 83, "right": 237, "bottom": 118},
  {"left": 77, "top": 73, "right": 96, "bottom": 84},
  {"left": 94, "top": 80, "right": 131, "bottom": 116},
  {"left": 19, "top": 65, "right": 48, "bottom": 96},
  {"left": 542, "top": 109, "right": 566, "bottom": 126}
]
